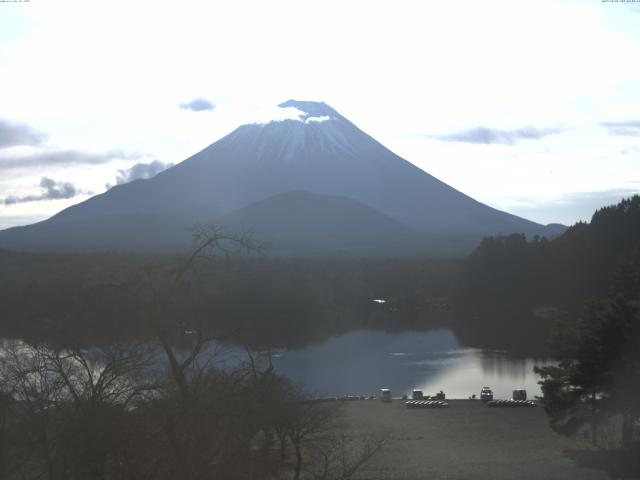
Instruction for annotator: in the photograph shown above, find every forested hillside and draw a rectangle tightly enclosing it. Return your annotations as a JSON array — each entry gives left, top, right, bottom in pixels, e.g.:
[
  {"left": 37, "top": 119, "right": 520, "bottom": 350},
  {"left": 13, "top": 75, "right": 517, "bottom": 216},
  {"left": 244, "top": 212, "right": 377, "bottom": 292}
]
[
  {"left": 0, "top": 247, "right": 457, "bottom": 348},
  {"left": 453, "top": 195, "right": 640, "bottom": 353}
]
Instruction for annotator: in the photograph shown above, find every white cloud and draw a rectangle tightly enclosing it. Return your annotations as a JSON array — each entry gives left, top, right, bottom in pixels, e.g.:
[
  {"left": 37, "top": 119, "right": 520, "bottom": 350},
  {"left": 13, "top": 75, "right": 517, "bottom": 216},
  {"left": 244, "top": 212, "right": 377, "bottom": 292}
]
[
  {"left": 305, "top": 116, "right": 331, "bottom": 124},
  {"left": 248, "top": 106, "right": 306, "bottom": 125},
  {"left": 110, "top": 160, "right": 174, "bottom": 187}
]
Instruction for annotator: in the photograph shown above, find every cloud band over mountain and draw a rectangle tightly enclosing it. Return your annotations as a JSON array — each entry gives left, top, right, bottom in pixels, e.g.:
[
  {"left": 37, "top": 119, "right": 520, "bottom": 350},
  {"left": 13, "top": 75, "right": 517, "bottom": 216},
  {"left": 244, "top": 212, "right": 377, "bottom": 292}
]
[
  {"left": 3, "top": 177, "right": 89, "bottom": 205},
  {"left": 111, "top": 160, "right": 174, "bottom": 187},
  {"left": 0, "top": 149, "right": 142, "bottom": 171},
  {"left": 432, "top": 126, "right": 563, "bottom": 145}
]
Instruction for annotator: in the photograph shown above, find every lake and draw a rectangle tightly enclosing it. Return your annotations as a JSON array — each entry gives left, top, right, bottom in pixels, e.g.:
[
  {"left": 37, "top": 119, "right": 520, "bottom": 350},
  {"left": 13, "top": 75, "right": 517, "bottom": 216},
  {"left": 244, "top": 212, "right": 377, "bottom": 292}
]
[
  {"left": 269, "top": 329, "right": 550, "bottom": 399},
  {"left": 1, "top": 328, "right": 550, "bottom": 401}
]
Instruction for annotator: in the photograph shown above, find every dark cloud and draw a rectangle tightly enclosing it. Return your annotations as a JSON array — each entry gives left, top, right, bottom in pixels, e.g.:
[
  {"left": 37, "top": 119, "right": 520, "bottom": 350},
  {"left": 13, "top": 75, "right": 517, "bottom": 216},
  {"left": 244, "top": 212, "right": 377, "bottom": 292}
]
[
  {"left": 0, "top": 149, "right": 141, "bottom": 171},
  {"left": 109, "top": 160, "right": 173, "bottom": 188},
  {"left": 601, "top": 120, "right": 640, "bottom": 136},
  {"left": 180, "top": 97, "right": 216, "bottom": 112},
  {"left": 433, "top": 126, "right": 563, "bottom": 145},
  {"left": 3, "top": 177, "right": 90, "bottom": 205},
  {"left": 0, "top": 119, "right": 47, "bottom": 148}
]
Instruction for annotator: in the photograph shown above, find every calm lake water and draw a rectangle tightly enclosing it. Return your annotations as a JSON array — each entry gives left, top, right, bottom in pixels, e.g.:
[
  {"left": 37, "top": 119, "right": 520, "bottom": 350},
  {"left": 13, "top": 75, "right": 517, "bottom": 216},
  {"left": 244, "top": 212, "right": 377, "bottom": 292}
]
[
  {"left": 2, "top": 329, "right": 549, "bottom": 401},
  {"left": 269, "top": 329, "right": 550, "bottom": 399}
]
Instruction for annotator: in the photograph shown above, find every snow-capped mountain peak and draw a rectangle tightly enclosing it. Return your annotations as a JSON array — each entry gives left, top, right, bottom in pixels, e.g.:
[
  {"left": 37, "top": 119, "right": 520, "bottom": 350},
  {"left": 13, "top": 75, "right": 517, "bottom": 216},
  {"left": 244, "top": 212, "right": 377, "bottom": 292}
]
[
  {"left": 278, "top": 99, "right": 341, "bottom": 122},
  {"left": 0, "top": 98, "right": 561, "bottom": 254}
]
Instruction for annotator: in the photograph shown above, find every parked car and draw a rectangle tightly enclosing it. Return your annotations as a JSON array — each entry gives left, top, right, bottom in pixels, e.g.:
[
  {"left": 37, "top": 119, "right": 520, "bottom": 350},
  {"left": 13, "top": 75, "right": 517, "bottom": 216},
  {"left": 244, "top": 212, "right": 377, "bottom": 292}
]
[
  {"left": 380, "top": 388, "right": 392, "bottom": 402},
  {"left": 480, "top": 386, "right": 493, "bottom": 401},
  {"left": 412, "top": 389, "right": 424, "bottom": 400},
  {"left": 512, "top": 389, "right": 527, "bottom": 401}
]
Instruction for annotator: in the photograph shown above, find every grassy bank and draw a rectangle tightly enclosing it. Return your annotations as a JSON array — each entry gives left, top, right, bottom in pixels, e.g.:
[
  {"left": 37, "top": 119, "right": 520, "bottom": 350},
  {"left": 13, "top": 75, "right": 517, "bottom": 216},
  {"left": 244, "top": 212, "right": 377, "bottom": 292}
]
[{"left": 338, "top": 399, "right": 607, "bottom": 480}]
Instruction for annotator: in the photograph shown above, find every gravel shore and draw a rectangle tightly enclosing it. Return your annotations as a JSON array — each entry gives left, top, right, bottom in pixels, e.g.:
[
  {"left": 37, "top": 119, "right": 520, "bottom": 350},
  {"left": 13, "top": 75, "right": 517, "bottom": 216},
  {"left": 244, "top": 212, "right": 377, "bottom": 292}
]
[{"left": 339, "top": 399, "right": 607, "bottom": 480}]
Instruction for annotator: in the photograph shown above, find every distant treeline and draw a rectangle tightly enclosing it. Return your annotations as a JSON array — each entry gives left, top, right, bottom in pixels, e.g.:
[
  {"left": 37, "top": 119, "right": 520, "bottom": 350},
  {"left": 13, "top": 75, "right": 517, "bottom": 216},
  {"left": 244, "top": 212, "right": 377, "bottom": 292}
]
[
  {"left": 453, "top": 195, "right": 640, "bottom": 354},
  {"left": 5, "top": 196, "right": 637, "bottom": 355},
  {"left": 0, "top": 247, "right": 458, "bottom": 348}
]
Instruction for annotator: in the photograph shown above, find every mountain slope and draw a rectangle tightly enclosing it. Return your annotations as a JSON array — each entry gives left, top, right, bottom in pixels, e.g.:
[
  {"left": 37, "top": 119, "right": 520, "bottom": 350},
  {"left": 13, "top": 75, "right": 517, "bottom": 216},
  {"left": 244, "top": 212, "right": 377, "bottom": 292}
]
[
  {"left": 217, "top": 190, "right": 428, "bottom": 256},
  {"left": 0, "top": 100, "right": 562, "bottom": 254}
]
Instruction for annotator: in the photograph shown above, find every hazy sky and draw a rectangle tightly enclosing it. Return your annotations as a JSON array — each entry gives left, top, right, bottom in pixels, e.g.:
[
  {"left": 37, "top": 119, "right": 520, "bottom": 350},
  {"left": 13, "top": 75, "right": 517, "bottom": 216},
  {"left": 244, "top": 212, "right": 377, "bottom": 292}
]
[{"left": 1, "top": 0, "right": 639, "bottom": 229}]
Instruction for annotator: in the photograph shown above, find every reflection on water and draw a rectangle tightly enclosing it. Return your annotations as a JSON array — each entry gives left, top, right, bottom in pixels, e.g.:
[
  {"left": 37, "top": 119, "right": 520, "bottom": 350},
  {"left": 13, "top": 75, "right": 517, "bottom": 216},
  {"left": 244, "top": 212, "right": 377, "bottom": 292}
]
[
  {"left": 271, "top": 329, "right": 552, "bottom": 399},
  {"left": 1, "top": 330, "right": 550, "bottom": 401}
]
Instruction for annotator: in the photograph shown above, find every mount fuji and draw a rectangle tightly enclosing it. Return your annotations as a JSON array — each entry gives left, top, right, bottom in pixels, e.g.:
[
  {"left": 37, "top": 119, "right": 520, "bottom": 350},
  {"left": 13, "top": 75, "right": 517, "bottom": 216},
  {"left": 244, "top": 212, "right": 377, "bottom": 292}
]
[{"left": 0, "top": 100, "right": 564, "bottom": 255}]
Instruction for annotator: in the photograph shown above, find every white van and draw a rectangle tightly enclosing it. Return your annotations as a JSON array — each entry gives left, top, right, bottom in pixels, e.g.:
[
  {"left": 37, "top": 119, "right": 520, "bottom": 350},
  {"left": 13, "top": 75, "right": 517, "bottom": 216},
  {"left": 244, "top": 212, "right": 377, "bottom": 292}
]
[{"left": 380, "top": 389, "right": 392, "bottom": 402}]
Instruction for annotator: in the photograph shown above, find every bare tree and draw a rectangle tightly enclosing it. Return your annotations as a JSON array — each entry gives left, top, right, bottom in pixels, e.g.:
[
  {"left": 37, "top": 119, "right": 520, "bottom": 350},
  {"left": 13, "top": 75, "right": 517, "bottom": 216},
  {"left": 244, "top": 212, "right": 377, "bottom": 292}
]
[
  {"left": 125, "top": 225, "right": 268, "bottom": 479},
  {"left": 285, "top": 398, "right": 341, "bottom": 480},
  {"left": 0, "top": 340, "right": 160, "bottom": 480},
  {"left": 306, "top": 433, "right": 386, "bottom": 480},
  {"left": 147, "top": 225, "right": 263, "bottom": 404}
]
